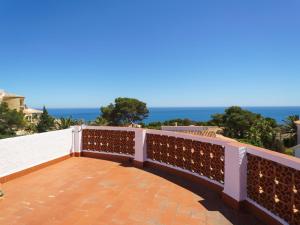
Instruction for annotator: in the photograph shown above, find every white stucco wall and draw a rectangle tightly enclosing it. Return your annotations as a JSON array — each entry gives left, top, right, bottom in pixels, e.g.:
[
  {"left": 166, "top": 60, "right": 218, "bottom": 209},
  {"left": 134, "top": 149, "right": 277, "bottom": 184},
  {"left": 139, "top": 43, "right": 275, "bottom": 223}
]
[{"left": 0, "top": 128, "right": 73, "bottom": 177}]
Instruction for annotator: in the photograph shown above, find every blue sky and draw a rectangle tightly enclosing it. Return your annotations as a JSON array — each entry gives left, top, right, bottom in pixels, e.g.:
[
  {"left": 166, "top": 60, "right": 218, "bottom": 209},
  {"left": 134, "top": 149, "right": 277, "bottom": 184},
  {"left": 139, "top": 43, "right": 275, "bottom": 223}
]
[{"left": 0, "top": 0, "right": 300, "bottom": 108}]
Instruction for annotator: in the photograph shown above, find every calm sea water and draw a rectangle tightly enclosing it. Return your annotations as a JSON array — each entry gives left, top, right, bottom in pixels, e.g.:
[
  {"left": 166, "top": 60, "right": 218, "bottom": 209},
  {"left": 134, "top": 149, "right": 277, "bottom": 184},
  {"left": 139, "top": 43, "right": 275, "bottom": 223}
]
[{"left": 47, "top": 107, "right": 300, "bottom": 124}]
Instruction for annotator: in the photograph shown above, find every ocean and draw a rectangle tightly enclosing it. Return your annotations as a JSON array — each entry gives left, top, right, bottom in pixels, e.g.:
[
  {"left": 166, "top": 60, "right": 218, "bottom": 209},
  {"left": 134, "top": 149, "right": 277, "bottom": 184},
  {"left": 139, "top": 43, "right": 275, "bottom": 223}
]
[{"left": 47, "top": 107, "right": 300, "bottom": 124}]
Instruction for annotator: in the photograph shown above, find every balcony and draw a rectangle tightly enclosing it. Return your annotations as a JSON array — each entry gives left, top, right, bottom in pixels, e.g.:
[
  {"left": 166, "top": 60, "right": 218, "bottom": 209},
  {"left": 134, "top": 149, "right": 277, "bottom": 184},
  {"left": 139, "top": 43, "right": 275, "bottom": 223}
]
[
  {"left": 0, "top": 126, "right": 299, "bottom": 225},
  {"left": 0, "top": 157, "right": 263, "bottom": 225}
]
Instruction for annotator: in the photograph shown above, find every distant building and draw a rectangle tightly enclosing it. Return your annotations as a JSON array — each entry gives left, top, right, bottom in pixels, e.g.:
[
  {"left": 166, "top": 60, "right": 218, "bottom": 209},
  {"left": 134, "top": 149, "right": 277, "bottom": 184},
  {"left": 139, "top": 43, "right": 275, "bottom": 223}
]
[
  {"left": 161, "top": 125, "right": 222, "bottom": 138},
  {"left": 23, "top": 107, "right": 43, "bottom": 123},
  {"left": 0, "top": 89, "right": 25, "bottom": 112},
  {"left": 0, "top": 89, "right": 42, "bottom": 123}
]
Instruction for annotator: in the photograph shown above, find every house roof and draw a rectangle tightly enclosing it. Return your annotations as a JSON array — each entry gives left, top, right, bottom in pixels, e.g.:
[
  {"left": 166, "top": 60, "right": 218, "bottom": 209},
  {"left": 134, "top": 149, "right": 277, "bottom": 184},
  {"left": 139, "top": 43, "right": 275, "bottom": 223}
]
[
  {"left": 0, "top": 89, "right": 24, "bottom": 99},
  {"left": 295, "top": 120, "right": 300, "bottom": 125},
  {"left": 23, "top": 107, "right": 43, "bottom": 114}
]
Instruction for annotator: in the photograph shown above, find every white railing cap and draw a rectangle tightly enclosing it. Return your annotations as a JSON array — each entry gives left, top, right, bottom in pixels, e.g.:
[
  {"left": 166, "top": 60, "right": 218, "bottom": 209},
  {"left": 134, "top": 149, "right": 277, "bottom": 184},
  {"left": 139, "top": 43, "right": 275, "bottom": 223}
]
[
  {"left": 84, "top": 125, "right": 140, "bottom": 132},
  {"left": 247, "top": 145, "right": 300, "bottom": 171}
]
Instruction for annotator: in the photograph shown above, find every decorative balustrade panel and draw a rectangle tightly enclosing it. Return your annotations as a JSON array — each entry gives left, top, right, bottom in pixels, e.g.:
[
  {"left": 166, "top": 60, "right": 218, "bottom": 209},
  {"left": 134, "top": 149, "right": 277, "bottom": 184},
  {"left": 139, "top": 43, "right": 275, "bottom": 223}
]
[
  {"left": 82, "top": 129, "right": 135, "bottom": 156},
  {"left": 146, "top": 134, "right": 225, "bottom": 184},
  {"left": 247, "top": 154, "right": 300, "bottom": 225}
]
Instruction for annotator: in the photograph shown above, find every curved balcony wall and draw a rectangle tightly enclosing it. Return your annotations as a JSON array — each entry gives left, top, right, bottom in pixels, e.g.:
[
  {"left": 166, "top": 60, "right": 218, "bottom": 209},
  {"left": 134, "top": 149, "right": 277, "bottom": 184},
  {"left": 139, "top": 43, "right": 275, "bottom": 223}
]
[
  {"left": 246, "top": 146, "right": 300, "bottom": 225},
  {"left": 78, "top": 126, "right": 300, "bottom": 225},
  {"left": 0, "top": 126, "right": 299, "bottom": 224},
  {"left": 145, "top": 130, "right": 225, "bottom": 186}
]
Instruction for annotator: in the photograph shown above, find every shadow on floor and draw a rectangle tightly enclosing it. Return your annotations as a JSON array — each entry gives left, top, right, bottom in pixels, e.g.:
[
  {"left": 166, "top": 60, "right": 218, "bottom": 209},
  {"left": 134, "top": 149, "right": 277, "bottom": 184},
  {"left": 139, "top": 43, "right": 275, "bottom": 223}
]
[{"left": 128, "top": 163, "right": 266, "bottom": 225}]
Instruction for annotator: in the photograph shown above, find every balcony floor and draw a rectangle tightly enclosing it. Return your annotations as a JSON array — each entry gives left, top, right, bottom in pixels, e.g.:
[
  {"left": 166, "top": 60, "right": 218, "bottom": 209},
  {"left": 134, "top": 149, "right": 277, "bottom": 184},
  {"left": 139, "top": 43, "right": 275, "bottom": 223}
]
[{"left": 0, "top": 157, "right": 264, "bottom": 225}]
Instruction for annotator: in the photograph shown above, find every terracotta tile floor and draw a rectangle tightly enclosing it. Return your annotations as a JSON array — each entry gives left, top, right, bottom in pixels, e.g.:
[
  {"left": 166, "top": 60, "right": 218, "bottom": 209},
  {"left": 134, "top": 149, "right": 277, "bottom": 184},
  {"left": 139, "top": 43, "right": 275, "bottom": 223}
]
[{"left": 0, "top": 157, "right": 264, "bottom": 225}]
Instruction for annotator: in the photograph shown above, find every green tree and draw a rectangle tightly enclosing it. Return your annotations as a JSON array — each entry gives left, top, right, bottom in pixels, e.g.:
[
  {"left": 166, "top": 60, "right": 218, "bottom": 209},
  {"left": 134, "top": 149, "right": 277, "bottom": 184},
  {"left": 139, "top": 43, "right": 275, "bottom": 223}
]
[
  {"left": 282, "top": 115, "right": 299, "bottom": 147},
  {"left": 36, "top": 106, "right": 55, "bottom": 133},
  {"left": 210, "top": 106, "right": 261, "bottom": 139},
  {"left": 56, "top": 117, "right": 81, "bottom": 129},
  {"left": 100, "top": 97, "right": 149, "bottom": 126},
  {"left": 246, "top": 118, "right": 281, "bottom": 151},
  {"left": 282, "top": 115, "right": 299, "bottom": 133},
  {"left": 209, "top": 113, "right": 224, "bottom": 126},
  {"left": 210, "top": 107, "right": 286, "bottom": 151},
  {"left": 163, "top": 118, "right": 194, "bottom": 126},
  {"left": 146, "top": 121, "right": 162, "bottom": 130},
  {"left": 0, "top": 102, "right": 24, "bottom": 138},
  {"left": 90, "top": 116, "right": 108, "bottom": 126},
  {"left": 24, "top": 122, "right": 37, "bottom": 134}
]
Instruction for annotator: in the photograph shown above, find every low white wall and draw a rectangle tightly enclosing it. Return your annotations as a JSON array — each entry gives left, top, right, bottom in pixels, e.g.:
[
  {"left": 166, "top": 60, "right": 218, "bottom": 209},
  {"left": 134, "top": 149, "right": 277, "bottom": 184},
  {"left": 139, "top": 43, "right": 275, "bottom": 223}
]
[{"left": 0, "top": 128, "right": 73, "bottom": 177}]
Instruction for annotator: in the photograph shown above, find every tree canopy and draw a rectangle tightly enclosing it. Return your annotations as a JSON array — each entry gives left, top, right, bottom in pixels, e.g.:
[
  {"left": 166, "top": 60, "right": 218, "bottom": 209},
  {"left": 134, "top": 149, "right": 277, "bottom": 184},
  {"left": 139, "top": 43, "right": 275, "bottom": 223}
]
[
  {"left": 36, "top": 106, "right": 55, "bottom": 133},
  {"left": 209, "top": 106, "right": 286, "bottom": 151},
  {"left": 282, "top": 115, "right": 299, "bottom": 147},
  {"left": 56, "top": 117, "right": 83, "bottom": 129},
  {"left": 210, "top": 106, "right": 262, "bottom": 139},
  {"left": 0, "top": 102, "right": 24, "bottom": 138},
  {"left": 246, "top": 117, "right": 280, "bottom": 150},
  {"left": 100, "top": 97, "right": 149, "bottom": 126},
  {"left": 143, "top": 106, "right": 290, "bottom": 152}
]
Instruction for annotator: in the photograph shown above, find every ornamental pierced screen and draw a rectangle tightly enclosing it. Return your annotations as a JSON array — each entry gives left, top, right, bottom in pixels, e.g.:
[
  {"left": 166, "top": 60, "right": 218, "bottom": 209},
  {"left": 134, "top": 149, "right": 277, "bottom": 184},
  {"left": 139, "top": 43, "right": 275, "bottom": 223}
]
[
  {"left": 82, "top": 129, "right": 135, "bottom": 156},
  {"left": 146, "top": 134, "right": 225, "bottom": 184},
  {"left": 247, "top": 153, "right": 300, "bottom": 225}
]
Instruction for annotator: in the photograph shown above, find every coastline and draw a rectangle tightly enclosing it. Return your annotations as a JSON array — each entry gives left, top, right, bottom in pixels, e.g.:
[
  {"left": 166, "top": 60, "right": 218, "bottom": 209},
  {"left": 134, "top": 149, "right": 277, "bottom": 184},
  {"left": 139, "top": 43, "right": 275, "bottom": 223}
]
[{"left": 46, "top": 106, "right": 300, "bottom": 124}]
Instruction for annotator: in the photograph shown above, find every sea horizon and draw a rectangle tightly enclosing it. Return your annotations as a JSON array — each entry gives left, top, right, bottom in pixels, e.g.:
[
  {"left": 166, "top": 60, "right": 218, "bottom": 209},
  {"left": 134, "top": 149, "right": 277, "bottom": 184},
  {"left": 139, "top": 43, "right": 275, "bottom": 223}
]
[
  {"left": 41, "top": 105, "right": 300, "bottom": 109},
  {"left": 45, "top": 106, "right": 300, "bottom": 124}
]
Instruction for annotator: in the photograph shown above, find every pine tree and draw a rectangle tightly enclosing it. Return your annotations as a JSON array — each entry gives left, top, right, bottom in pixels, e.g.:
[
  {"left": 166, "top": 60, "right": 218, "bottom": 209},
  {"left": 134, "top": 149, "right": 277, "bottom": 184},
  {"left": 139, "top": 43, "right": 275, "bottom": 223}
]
[{"left": 36, "top": 106, "right": 55, "bottom": 133}]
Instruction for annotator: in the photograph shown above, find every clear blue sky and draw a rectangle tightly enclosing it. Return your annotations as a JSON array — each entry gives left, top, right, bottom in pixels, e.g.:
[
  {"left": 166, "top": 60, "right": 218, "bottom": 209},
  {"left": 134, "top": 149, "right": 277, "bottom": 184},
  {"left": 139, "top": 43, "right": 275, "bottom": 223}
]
[{"left": 1, "top": 0, "right": 300, "bottom": 108}]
